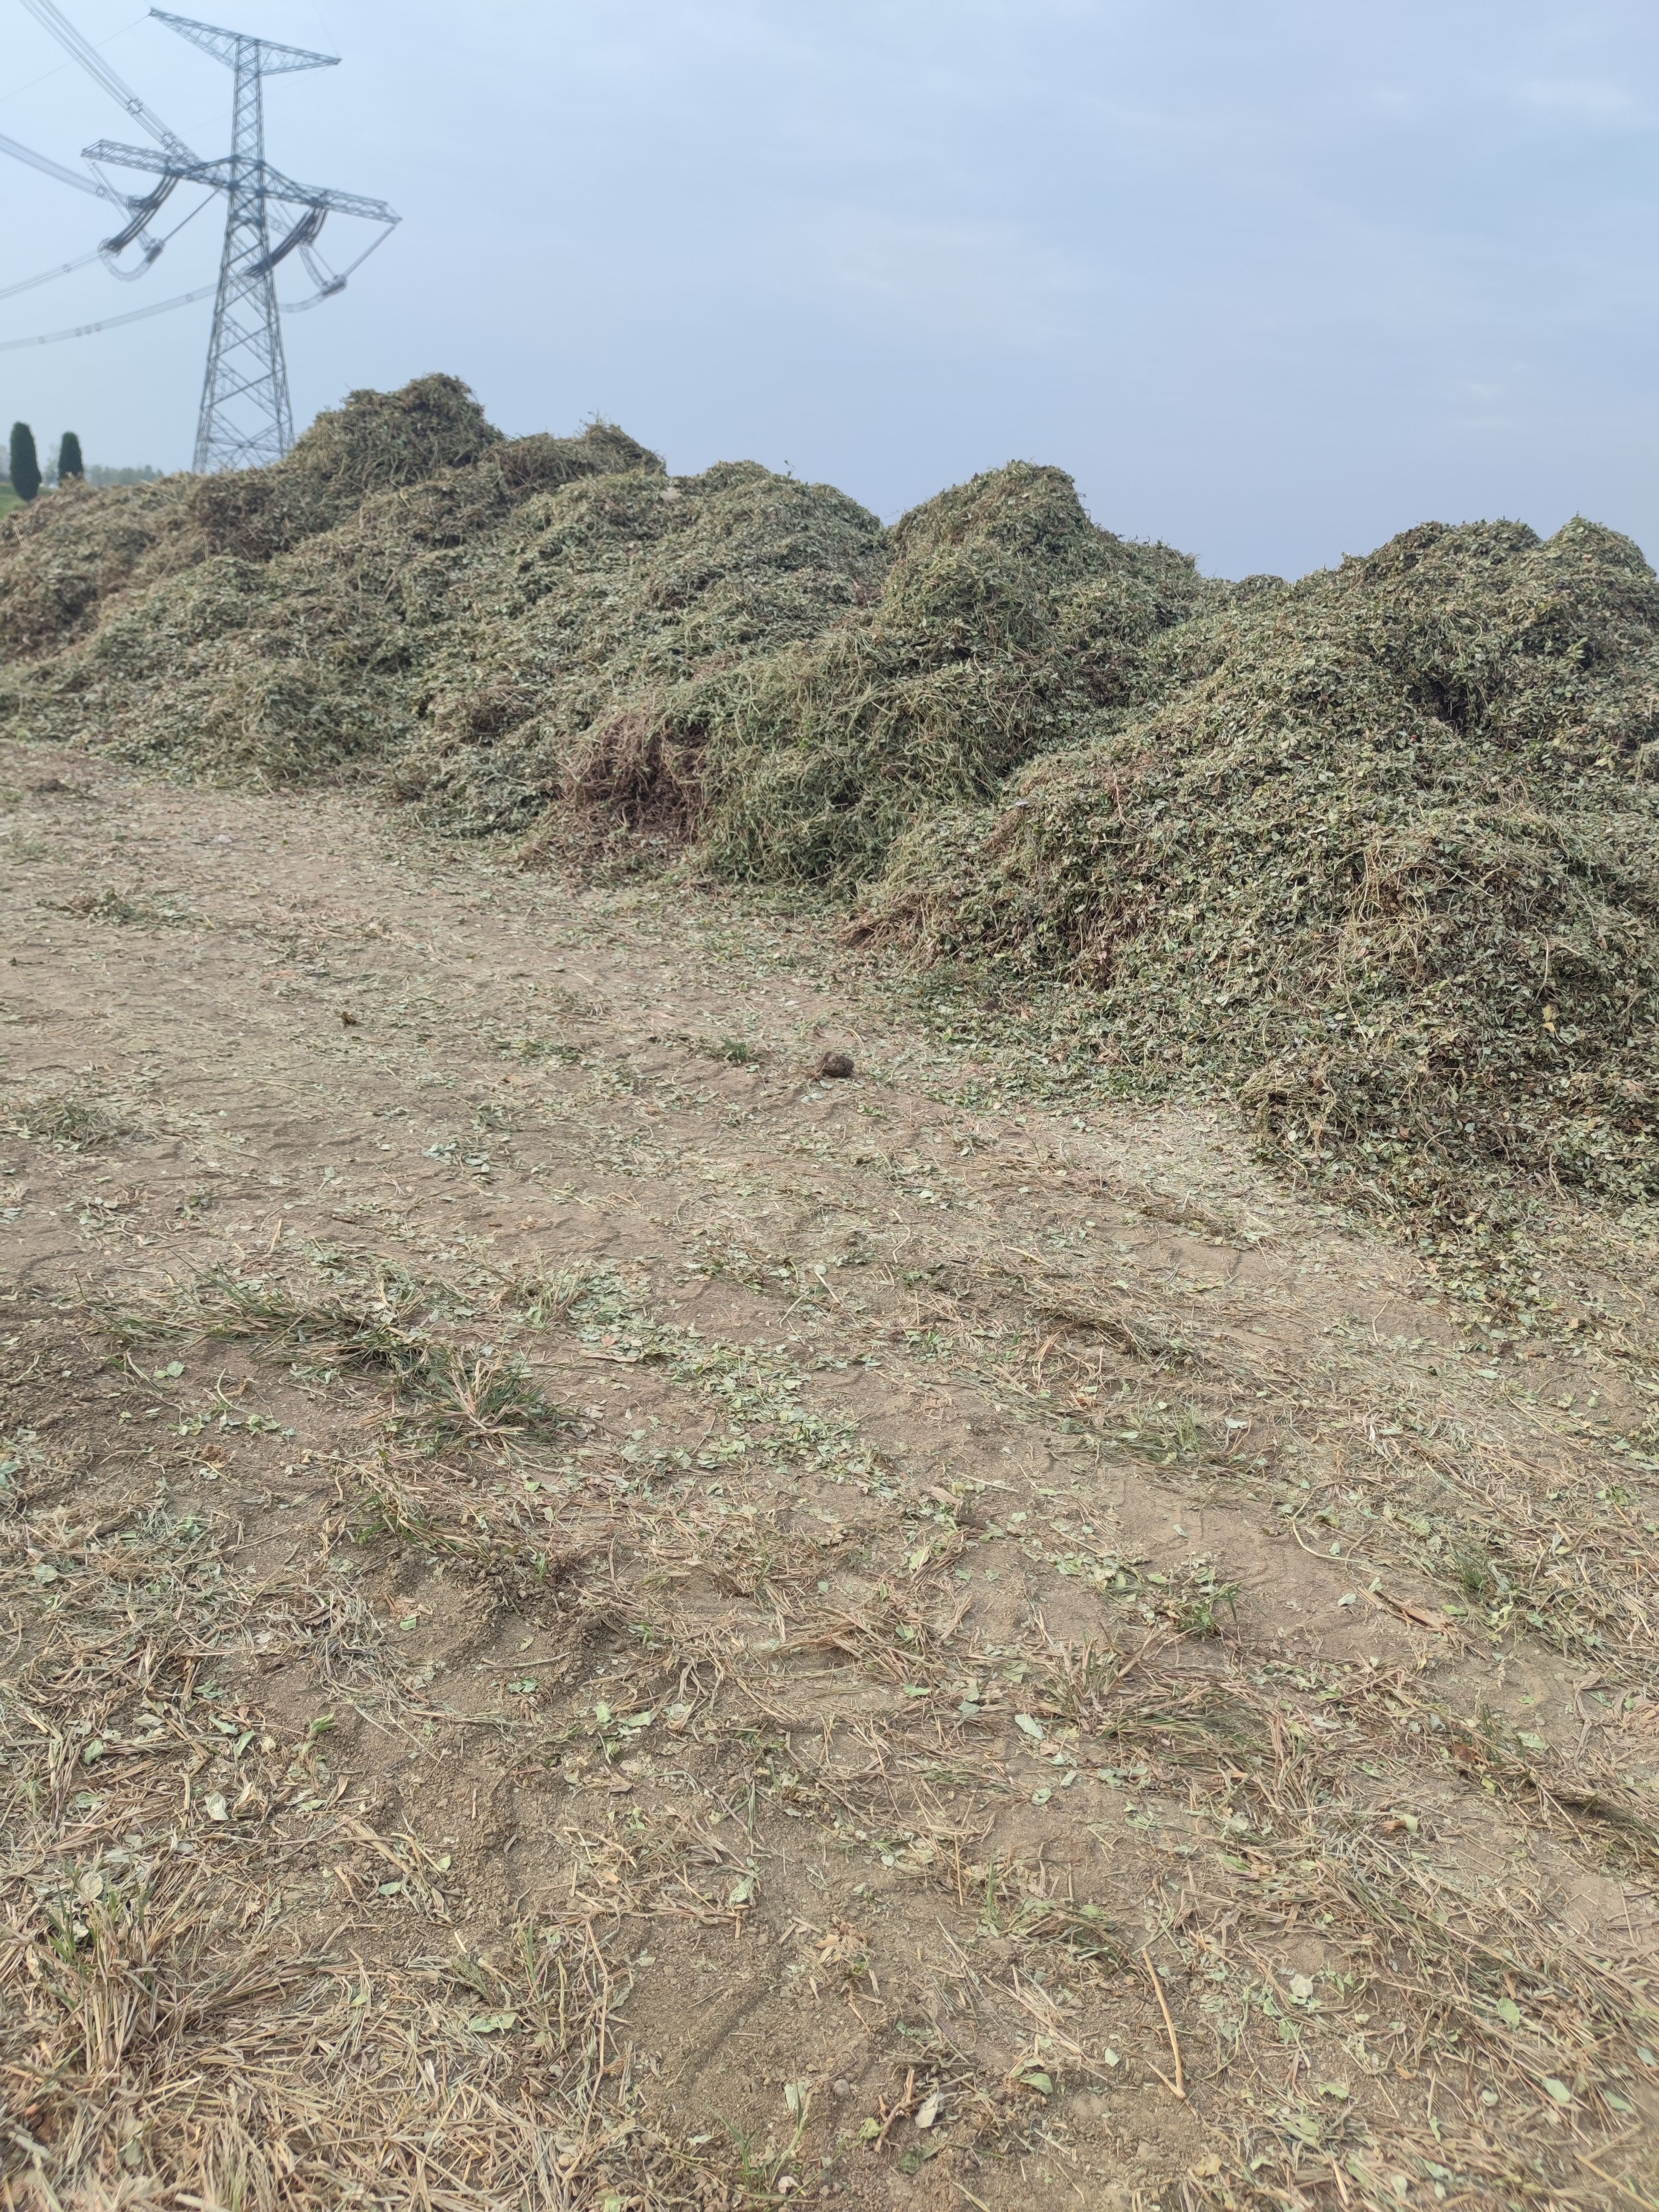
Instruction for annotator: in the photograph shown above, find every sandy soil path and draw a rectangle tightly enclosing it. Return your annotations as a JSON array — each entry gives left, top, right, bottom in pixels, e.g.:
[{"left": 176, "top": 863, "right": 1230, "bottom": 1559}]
[{"left": 4, "top": 740, "right": 1657, "bottom": 2211}]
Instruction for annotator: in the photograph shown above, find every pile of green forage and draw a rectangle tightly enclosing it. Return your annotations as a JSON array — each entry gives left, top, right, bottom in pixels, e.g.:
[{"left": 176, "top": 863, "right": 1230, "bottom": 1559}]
[{"left": 2, "top": 373, "right": 1655, "bottom": 1218}]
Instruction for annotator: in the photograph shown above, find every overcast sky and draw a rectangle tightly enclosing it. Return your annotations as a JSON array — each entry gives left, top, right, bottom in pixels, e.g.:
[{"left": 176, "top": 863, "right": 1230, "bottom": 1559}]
[{"left": 2, "top": 0, "right": 1656, "bottom": 577}]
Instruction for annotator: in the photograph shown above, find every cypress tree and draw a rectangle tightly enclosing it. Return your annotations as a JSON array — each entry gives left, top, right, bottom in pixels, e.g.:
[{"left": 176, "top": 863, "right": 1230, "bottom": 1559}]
[
  {"left": 58, "top": 431, "right": 84, "bottom": 481},
  {"left": 9, "top": 423, "right": 40, "bottom": 502}
]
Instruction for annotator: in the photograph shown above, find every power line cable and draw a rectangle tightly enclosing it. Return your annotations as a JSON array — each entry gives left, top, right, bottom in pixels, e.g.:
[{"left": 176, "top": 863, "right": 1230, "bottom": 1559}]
[
  {"left": 0, "top": 124, "right": 112, "bottom": 197},
  {"left": 0, "top": 280, "right": 212, "bottom": 349},
  {"left": 281, "top": 216, "right": 394, "bottom": 310},
  {"left": 0, "top": 189, "right": 213, "bottom": 307},
  {"left": 17, "top": 0, "right": 197, "bottom": 162},
  {"left": 0, "top": 248, "right": 103, "bottom": 302},
  {"left": 154, "top": 186, "right": 214, "bottom": 247},
  {"left": 0, "top": 12, "right": 147, "bottom": 112}
]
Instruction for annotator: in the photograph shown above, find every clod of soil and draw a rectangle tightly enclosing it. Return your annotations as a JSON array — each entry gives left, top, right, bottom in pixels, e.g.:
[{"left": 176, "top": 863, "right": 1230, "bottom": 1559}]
[{"left": 817, "top": 1049, "right": 855, "bottom": 1079}]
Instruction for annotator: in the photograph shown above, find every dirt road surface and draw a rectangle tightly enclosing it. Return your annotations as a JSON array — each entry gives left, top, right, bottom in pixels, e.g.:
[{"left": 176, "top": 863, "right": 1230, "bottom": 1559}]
[{"left": 4, "top": 739, "right": 1658, "bottom": 2210}]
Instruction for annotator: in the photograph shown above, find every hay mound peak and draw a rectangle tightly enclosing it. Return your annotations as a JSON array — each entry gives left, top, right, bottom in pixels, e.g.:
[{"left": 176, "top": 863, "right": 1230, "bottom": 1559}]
[{"left": 184, "top": 371, "right": 510, "bottom": 562}]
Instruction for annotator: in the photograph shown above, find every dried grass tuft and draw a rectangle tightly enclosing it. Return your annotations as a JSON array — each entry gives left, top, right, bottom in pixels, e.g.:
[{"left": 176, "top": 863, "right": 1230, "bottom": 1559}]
[{"left": 96, "top": 1258, "right": 572, "bottom": 1442}]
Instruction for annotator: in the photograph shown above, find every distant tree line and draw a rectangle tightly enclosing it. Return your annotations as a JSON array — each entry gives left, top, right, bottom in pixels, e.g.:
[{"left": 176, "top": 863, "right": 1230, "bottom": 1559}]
[{"left": 2, "top": 424, "right": 153, "bottom": 498}]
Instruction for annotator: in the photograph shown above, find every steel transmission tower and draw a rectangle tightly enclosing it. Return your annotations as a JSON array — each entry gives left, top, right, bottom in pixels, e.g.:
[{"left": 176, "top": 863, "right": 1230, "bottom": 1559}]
[
  {"left": 173, "top": 17, "right": 332, "bottom": 470},
  {"left": 73, "top": 8, "right": 398, "bottom": 470}
]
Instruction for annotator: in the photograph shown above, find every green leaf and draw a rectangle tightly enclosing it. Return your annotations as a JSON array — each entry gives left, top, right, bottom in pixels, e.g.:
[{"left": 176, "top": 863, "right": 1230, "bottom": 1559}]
[
  {"left": 1495, "top": 1997, "right": 1521, "bottom": 2028},
  {"left": 1543, "top": 2077, "right": 1574, "bottom": 2107},
  {"left": 1021, "top": 2071, "right": 1053, "bottom": 2096},
  {"left": 727, "top": 1872, "right": 756, "bottom": 1907},
  {"left": 467, "top": 2009, "right": 517, "bottom": 2034},
  {"left": 1015, "top": 1713, "right": 1045, "bottom": 1741}
]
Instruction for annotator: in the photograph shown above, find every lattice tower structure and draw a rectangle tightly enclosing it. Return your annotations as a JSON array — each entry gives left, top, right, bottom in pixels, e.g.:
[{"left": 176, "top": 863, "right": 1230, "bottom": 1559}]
[
  {"left": 171, "top": 15, "right": 331, "bottom": 469},
  {"left": 74, "top": 10, "right": 398, "bottom": 470}
]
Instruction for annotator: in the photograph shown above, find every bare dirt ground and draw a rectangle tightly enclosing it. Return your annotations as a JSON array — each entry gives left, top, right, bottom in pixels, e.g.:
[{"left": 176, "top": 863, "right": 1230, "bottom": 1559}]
[{"left": 5, "top": 737, "right": 1659, "bottom": 2212}]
